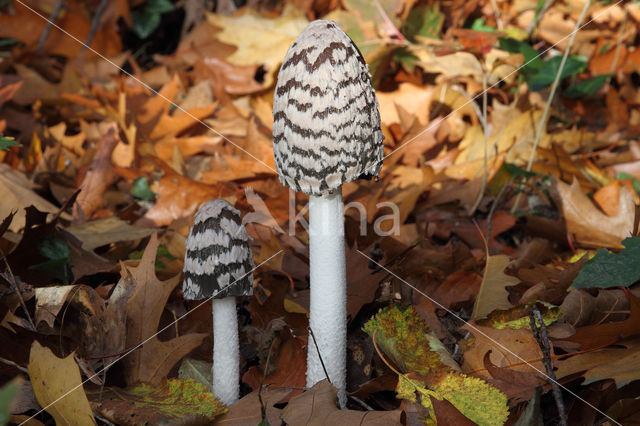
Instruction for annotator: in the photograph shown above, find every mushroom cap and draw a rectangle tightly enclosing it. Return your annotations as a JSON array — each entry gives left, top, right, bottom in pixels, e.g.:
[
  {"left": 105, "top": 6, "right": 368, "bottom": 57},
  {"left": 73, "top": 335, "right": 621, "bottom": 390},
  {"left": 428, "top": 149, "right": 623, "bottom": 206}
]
[
  {"left": 182, "top": 199, "right": 254, "bottom": 300},
  {"left": 272, "top": 20, "right": 384, "bottom": 196}
]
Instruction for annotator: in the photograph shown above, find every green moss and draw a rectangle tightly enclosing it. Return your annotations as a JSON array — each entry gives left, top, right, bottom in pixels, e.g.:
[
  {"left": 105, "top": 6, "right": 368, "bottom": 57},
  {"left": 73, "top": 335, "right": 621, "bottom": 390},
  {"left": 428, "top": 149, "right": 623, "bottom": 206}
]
[
  {"left": 433, "top": 372, "right": 509, "bottom": 426},
  {"left": 365, "top": 306, "right": 509, "bottom": 425},
  {"left": 363, "top": 306, "right": 444, "bottom": 376},
  {"left": 479, "top": 302, "right": 561, "bottom": 330}
]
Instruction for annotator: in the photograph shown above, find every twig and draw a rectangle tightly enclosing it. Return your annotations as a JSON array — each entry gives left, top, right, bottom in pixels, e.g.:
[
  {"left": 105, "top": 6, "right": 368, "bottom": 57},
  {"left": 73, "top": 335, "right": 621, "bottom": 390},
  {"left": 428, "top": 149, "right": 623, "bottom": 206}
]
[
  {"left": 470, "top": 71, "right": 490, "bottom": 215},
  {"left": 0, "top": 249, "right": 36, "bottom": 331},
  {"left": 513, "top": 0, "right": 591, "bottom": 212},
  {"left": 529, "top": 306, "right": 567, "bottom": 426},
  {"left": 0, "top": 356, "right": 29, "bottom": 374},
  {"left": 36, "top": 0, "right": 67, "bottom": 54},
  {"left": 84, "top": 0, "right": 109, "bottom": 50},
  {"left": 258, "top": 337, "right": 277, "bottom": 425},
  {"left": 349, "top": 395, "right": 374, "bottom": 411},
  {"left": 308, "top": 326, "right": 331, "bottom": 384}
]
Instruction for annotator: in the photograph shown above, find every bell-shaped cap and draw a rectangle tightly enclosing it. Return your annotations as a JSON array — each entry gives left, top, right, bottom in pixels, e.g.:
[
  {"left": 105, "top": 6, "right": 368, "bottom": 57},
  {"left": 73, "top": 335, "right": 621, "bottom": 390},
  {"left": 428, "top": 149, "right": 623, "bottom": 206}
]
[
  {"left": 272, "top": 20, "right": 384, "bottom": 196},
  {"left": 182, "top": 199, "right": 254, "bottom": 300}
]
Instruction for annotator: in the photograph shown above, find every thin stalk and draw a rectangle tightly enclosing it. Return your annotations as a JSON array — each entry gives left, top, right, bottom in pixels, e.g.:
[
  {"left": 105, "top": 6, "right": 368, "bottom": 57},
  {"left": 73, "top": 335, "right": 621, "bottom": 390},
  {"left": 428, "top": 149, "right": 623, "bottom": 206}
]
[
  {"left": 512, "top": 0, "right": 591, "bottom": 213},
  {"left": 307, "top": 191, "right": 347, "bottom": 407},
  {"left": 470, "top": 71, "right": 489, "bottom": 215}
]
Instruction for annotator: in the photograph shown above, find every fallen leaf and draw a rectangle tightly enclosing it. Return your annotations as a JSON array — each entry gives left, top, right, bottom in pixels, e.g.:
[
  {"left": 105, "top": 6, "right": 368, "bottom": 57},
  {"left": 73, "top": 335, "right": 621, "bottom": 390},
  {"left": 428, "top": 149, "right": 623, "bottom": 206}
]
[
  {"left": 483, "top": 351, "right": 545, "bottom": 403},
  {"left": 120, "top": 233, "right": 206, "bottom": 385},
  {"left": 206, "top": 5, "right": 308, "bottom": 88},
  {"left": 0, "top": 164, "right": 61, "bottom": 232},
  {"left": 73, "top": 122, "right": 120, "bottom": 220},
  {"left": 242, "top": 331, "right": 306, "bottom": 391},
  {"left": 593, "top": 181, "right": 620, "bottom": 217},
  {"left": 217, "top": 387, "right": 290, "bottom": 425},
  {"left": 471, "top": 255, "right": 519, "bottom": 320},
  {"left": 28, "top": 341, "right": 96, "bottom": 425},
  {"left": 90, "top": 379, "right": 226, "bottom": 424},
  {"left": 65, "top": 216, "right": 154, "bottom": 251},
  {"left": 555, "top": 338, "right": 640, "bottom": 388},
  {"left": 461, "top": 323, "right": 544, "bottom": 378},
  {"left": 554, "top": 177, "right": 634, "bottom": 249},
  {"left": 281, "top": 380, "right": 403, "bottom": 425},
  {"left": 563, "top": 290, "right": 640, "bottom": 350}
]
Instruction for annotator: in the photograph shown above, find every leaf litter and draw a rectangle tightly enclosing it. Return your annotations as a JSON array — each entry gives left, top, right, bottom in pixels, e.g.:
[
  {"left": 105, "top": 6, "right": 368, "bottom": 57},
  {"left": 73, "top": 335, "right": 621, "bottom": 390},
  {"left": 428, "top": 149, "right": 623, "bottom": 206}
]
[{"left": 1, "top": 0, "right": 640, "bottom": 424}]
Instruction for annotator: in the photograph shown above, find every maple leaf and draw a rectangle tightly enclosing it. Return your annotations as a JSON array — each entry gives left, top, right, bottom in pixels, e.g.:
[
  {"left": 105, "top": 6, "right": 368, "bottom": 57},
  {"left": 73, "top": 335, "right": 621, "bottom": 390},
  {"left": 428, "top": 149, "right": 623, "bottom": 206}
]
[{"left": 119, "top": 233, "right": 206, "bottom": 385}]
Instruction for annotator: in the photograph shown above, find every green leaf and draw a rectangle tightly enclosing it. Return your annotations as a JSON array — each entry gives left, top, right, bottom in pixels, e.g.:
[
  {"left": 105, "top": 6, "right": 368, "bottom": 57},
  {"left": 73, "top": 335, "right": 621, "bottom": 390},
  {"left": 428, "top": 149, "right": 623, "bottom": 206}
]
[
  {"left": 564, "top": 74, "right": 611, "bottom": 98},
  {"left": 145, "top": 0, "right": 173, "bottom": 14},
  {"left": 527, "top": 55, "right": 587, "bottom": 92},
  {"left": 0, "top": 380, "right": 18, "bottom": 426},
  {"left": 29, "top": 236, "right": 70, "bottom": 283},
  {"left": 616, "top": 172, "right": 640, "bottom": 193},
  {"left": 393, "top": 47, "right": 419, "bottom": 72},
  {"left": 402, "top": 4, "right": 444, "bottom": 40},
  {"left": 471, "top": 18, "right": 495, "bottom": 32},
  {"left": 573, "top": 237, "right": 640, "bottom": 289},
  {"left": 131, "top": 177, "right": 155, "bottom": 201},
  {"left": 38, "top": 236, "right": 70, "bottom": 261},
  {"left": 0, "top": 135, "right": 19, "bottom": 151},
  {"left": 132, "top": 11, "right": 161, "bottom": 39},
  {"left": 132, "top": 0, "right": 174, "bottom": 39},
  {"left": 498, "top": 38, "right": 542, "bottom": 76}
]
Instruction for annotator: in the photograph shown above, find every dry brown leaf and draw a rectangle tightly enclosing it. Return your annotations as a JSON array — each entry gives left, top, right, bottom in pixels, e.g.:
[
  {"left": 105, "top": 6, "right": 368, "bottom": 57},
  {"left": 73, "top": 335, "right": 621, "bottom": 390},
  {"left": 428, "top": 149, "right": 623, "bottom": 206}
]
[
  {"left": 555, "top": 338, "right": 640, "bottom": 388},
  {"left": 281, "top": 380, "right": 403, "bottom": 425},
  {"left": 593, "top": 181, "right": 621, "bottom": 217},
  {"left": 471, "top": 255, "right": 519, "bottom": 320},
  {"left": 142, "top": 164, "right": 234, "bottom": 227},
  {"left": 217, "top": 387, "right": 290, "bottom": 425},
  {"left": 28, "top": 341, "right": 96, "bottom": 426},
  {"left": 554, "top": 178, "right": 634, "bottom": 249},
  {"left": 461, "top": 323, "right": 544, "bottom": 378},
  {"left": 120, "top": 233, "right": 206, "bottom": 385},
  {"left": 0, "top": 164, "right": 61, "bottom": 232},
  {"left": 73, "top": 122, "right": 120, "bottom": 220}
]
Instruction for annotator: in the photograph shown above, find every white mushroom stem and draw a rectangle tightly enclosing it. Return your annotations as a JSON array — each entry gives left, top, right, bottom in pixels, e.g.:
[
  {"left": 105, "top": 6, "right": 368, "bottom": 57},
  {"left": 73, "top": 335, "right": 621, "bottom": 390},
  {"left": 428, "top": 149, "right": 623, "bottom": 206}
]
[
  {"left": 212, "top": 296, "right": 239, "bottom": 406},
  {"left": 308, "top": 190, "right": 347, "bottom": 406}
]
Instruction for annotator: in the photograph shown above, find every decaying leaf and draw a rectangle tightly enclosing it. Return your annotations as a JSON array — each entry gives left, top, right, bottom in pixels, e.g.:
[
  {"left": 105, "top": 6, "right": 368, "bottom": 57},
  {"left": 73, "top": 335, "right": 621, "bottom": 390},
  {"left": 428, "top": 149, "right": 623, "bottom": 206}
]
[
  {"left": 91, "top": 379, "right": 226, "bottom": 424},
  {"left": 120, "top": 233, "right": 206, "bottom": 385},
  {"left": 364, "top": 306, "right": 509, "bottom": 425}
]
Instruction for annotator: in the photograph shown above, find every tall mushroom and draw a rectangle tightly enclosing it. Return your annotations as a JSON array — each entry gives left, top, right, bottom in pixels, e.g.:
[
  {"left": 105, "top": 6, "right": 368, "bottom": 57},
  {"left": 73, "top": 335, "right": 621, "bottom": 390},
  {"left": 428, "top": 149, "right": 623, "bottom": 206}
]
[
  {"left": 182, "top": 199, "right": 254, "bottom": 406},
  {"left": 272, "top": 20, "right": 384, "bottom": 404}
]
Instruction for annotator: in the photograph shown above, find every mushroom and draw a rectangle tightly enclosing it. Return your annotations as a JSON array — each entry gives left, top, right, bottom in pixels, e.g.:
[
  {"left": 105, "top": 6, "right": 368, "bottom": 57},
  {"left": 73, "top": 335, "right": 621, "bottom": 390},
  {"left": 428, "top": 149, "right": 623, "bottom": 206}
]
[
  {"left": 182, "top": 199, "right": 254, "bottom": 406},
  {"left": 272, "top": 20, "right": 384, "bottom": 404}
]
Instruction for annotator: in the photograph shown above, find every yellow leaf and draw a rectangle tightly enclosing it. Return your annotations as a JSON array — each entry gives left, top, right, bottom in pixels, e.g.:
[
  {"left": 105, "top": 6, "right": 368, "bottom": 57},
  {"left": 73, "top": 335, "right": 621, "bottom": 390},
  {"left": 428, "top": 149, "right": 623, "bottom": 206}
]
[
  {"left": 206, "top": 5, "right": 308, "bottom": 88},
  {"left": 28, "top": 341, "right": 96, "bottom": 426}
]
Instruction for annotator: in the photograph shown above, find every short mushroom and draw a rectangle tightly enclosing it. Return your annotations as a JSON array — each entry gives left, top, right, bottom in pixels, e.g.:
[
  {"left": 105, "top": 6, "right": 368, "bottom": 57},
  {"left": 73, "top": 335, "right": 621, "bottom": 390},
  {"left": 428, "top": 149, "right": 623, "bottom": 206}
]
[
  {"left": 272, "top": 20, "right": 384, "bottom": 404},
  {"left": 183, "top": 199, "right": 254, "bottom": 406}
]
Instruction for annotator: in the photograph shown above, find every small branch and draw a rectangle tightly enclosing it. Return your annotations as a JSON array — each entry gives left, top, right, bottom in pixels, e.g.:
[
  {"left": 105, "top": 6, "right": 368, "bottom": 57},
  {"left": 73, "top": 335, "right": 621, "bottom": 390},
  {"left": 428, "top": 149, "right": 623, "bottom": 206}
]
[
  {"left": 529, "top": 307, "right": 567, "bottom": 426},
  {"left": 0, "top": 356, "right": 29, "bottom": 374},
  {"left": 258, "top": 337, "right": 277, "bottom": 424},
  {"left": 84, "top": 0, "right": 109, "bottom": 50},
  {"left": 0, "top": 249, "right": 36, "bottom": 331},
  {"left": 36, "top": 0, "right": 67, "bottom": 54},
  {"left": 308, "top": 326, "right": 331, "bottom": 384}
]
